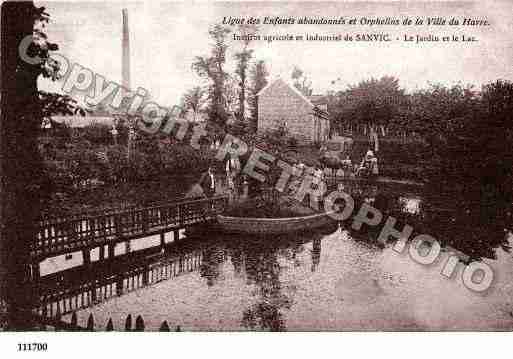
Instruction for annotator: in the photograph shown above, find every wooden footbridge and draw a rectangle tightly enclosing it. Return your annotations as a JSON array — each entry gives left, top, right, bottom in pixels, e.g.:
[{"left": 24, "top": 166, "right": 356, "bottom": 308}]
[{"left": 32, "top": 196, "right": 228, "bottom": 263}]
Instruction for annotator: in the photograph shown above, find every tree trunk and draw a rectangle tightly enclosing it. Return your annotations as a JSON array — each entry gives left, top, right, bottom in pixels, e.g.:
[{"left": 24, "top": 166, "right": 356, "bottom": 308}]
[{"left": 0, "top": 0, "right": 41, "bottom": 330}]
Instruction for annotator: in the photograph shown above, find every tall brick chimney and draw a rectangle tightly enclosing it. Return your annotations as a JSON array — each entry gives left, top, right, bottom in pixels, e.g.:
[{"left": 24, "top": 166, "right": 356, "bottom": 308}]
[{"left": 122, "top": 8, "right": 130, "bottom": 90}]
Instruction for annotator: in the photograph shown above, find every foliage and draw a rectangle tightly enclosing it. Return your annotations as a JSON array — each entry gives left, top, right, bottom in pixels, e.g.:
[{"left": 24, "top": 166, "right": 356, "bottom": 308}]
[
  {"left": 260, "top": 125, "right": 289, "bottom": 152},
  {"left": 234, "top": 24, "right": 258, "bottom": 121},
  {"left": 81, "top": 123, "right": 113, "bottom": 146},
  {"left": 179, "top": 86, "right": 207, "bottom": 120},
  {"left": 225, "top": 197, "right": 300, "bottom": 219},
  {"left": 39, "top": 91, "right": 84, "bottom": 127},
  {"left": 291, "top": 66, "right": 313, "bottom": 96},
  {"left": 44, "top": 139, "right": 105, "bottom": 191},
  {"left": 42, "top": 123, "right": 217, "bottom": 193},
  {"left": 248, "top": 60, "right": 269, "bottom": 132},
  {"left": 103, "top": 145, "right": 129, "bottom": 183},
  {"left": 227, "top": 118, "right": 249, "bottom": 137},
  {"left": 223, "top": 75, "right": 240, "bottom": 117},
  {"left": 329, "top": 76, "right": 406, "bottom": 134},
  {"left": 328, "top": 76, "right": 513, "bottom": 229},
  {"left": 192, "top": 24, "right": 231, "bottom": 127}
]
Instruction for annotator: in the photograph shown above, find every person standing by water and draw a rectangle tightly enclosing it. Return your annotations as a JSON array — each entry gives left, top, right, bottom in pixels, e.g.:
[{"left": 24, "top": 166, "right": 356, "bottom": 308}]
[
  {"left": 371, "top": 156, "right": 379, "bottom": 178},
  {"left": 200, "top": 166, "right": 216, "bottom": 198},
  {"left": 365, "top": 148, "right": 374, "bottom": 164},
  {"left": 225, "top": 156, "right": 240, "bottom": 188}
]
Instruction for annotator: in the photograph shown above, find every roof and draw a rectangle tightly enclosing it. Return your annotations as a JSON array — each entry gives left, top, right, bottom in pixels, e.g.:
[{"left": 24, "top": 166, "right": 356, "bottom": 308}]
[
  {"left": 51, "top": 116, "right": 115, "bottom": 128},
  {"left": 256, "top": 77, "right": 315, "bottom": 108},
  {"left": 312, "top": 107, "right": 330, "bottom": 120},
  {"left": 308, "top": 95, "right": 328, "bottom": 106}
]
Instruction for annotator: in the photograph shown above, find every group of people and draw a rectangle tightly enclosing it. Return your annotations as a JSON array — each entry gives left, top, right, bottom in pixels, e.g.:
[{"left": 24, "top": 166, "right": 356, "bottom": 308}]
[
  {"left": 198, "top": 147, "right": 379, "bottom": 199},
  {"left": 199, "top": 157, "right": 244, "bottom": 200},
  {"left": 356, "top": 148, "right": 379, "bottom": 177},
  {"left": 321, "top": 148, "right": 379, "bottom": 179}
]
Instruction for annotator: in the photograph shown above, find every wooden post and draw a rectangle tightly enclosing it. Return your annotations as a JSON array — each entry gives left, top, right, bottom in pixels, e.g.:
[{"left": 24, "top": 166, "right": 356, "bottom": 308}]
[
  {"left": 142, "top": 265, "right": 149, "bottom": 286},
  {"left": 42, "top": 303, "right": 48, "bottom": 319},
  {"left": 70, "top": 312, "right": 77, "bottom": 330},
  {"left": 53, "top": 307, "right": 62, "bottom": 332},
  {"left": 106, "top": 318, "right": 114, "bottom": 331},
  {"left": 135, "top": 315, "right": 145, "bottom": 331},
  {"left": 99, "top": 245, "right": 105, "bottom": 261},
  {"left": 91, "top": 280, "right": 97, "bottom": 304},
  {"left": 82, "top": 249, "right": 91, "bottom": 266},
  {"left": 178, "top": 204, "right": 183, "bottom": 228},
  {"left": 31, "top": 262, "right": 40, "bottom": 281},
  {"left": 159, "top": 321, "right": 170, "bottom": 331},
  {"left": 142, "top": 210, "right": 149, "bottom": 233},
  {"left": 86, "top": 314, "right": 94, "bottom": 331},
  {"left": 115, "top": 215, "right": 124, "bottom": 246},
  {"left": 116, "top": 275, "right": 124, "bottom": 296},
  {"left": 160, "top": 233, "right": 165, "bottom": 248},
  {"left": 125, "top": 314, "right": 132, "bottom": 331},
  {"left": 108, "top": 244, "right": 115, "bottom": 259}
]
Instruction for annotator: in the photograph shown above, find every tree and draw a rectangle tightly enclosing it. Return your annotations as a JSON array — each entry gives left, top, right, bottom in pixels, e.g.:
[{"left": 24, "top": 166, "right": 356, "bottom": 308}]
[
  {"left": 291, "top": 66, "right": 313, "bottom": 97},
  {"left": 180, "top": 86, "right": 206, "bottom": 122},
  {"left": 192, "top": 24, "right": 231, "bottom": 127},
  {"left": 233, "top": 24, "right": 257, "bottom": 122},
  {"left": 341, "top": 76, "right": 405, "bottom": 131},
  {"left": 0, "top": 1, "right": 60, "bottom": 329},
  {"left": 248, "top": 60, "right": 269, "bottom": 133},
  {"left": 224, "top": 75, "right": 239, "bottom": 118},
  {"left": 473, "top": 80, "right": 513, "bottom": 204},
  {"left": 39, "top": 91, "right": 84, "bottom": 128}
]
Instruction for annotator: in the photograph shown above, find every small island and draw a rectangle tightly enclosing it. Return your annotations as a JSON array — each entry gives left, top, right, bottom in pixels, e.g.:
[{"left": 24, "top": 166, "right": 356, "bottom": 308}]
[{"left": 218, "top": 192, "right": 337, "bottom": 235}]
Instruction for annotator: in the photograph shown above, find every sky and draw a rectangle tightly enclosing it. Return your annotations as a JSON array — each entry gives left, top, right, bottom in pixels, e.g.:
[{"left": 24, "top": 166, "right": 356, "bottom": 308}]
[{"left": 37, "top": 1, "right": 513, "bottom": 107}]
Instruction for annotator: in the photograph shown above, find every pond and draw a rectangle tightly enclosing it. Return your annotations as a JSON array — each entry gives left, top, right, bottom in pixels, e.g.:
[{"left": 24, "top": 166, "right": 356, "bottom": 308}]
[{"left": 44, "top": 180, "right": 513, "bottom": 331}]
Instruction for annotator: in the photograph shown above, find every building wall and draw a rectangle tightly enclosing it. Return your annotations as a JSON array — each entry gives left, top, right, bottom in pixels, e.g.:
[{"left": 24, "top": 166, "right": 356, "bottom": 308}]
[{"left": 257, "top": 79, "right": 315, "bottom": 142}]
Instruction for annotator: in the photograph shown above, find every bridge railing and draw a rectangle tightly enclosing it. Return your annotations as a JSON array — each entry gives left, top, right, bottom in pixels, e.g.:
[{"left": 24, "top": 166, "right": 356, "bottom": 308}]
[
  {"left": 36, "top": 249, "right": 204, "bottom": 318},
  {"left": 33, "top": 196, "right": 228, "bottom": 258}
]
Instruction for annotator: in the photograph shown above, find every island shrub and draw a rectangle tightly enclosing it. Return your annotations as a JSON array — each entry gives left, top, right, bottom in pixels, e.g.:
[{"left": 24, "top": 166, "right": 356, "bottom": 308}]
[{"left": 225, "top": 198, "right": 301, "bottom": 219}]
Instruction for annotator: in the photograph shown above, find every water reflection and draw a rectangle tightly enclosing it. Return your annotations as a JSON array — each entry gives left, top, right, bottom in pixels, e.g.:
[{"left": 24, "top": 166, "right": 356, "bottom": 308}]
[
  {"left": 27, "top": 181, "right": 513, "bottom": 330},
  {"left": 241, "top": 241, "right": 290, "bottom": 331},
  {"left": 339, "top": 180, "right": 511, "bottom": 260},
  {"left": 200, "top": 246, "right": 226, "bottom": 287},
  {"left": 311, "top": 238, "right": 321, "bottom": 272},
  {"left": 399, "top": 197, "right": 421, "bottom": 215}
]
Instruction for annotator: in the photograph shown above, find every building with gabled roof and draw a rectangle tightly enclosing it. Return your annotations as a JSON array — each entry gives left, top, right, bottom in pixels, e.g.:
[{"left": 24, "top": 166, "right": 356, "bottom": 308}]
[{"left": 257, "top": 77, "right": 330, "bottom": 144}]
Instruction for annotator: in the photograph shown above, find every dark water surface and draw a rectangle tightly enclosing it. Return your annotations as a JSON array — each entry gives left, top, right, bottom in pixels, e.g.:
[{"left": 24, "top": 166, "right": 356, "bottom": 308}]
[{"left": 46, "top": 181, "right": 513, "bottom": 331}]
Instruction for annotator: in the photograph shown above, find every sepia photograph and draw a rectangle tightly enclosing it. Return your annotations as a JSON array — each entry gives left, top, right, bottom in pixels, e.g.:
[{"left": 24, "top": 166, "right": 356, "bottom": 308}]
[{"left": 1, "top": 0, "right": 513, "bottom": 352}]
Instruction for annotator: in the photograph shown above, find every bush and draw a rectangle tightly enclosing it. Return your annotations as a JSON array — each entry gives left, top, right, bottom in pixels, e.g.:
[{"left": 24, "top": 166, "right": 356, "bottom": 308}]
[
  {"left": 287, "top": 136, "right": 298, "bottom": 148},
  {"left": 82, "top": 123, "right": 113, "bottom": 146},
  {"left": 46, "top": 139, "right": 106, "bottom": 190},
  {"left": 103, "top": 145, "right": 129, "bottom": 183}
]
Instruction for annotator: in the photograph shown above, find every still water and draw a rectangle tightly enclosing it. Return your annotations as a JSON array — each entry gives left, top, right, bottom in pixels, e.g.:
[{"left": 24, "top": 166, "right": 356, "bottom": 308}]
[{"left": 50, "top": 181, "right": 513, "bottom": 331}]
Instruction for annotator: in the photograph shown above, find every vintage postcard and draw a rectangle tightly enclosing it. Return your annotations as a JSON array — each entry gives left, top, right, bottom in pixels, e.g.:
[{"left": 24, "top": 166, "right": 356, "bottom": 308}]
[{"left": 1, "top": 0, "right": 513, "bottom": 354}]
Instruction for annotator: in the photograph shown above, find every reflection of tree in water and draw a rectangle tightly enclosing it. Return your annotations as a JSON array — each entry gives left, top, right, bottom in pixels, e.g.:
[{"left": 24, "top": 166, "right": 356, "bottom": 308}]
[
  {"left": 237, "top": 233, "right": 325, "bottom": 331},
  {"left": 419, "top": 190, "right": 511, "bottom": 260},
  {"left": 230, "top": 247, "right": 244, "bottom": 276},
  {"left": 343, "top": 182, "right": 511, "bottom": 260},
  {"left": 311, "top": 238, "right": 322, "bottom": 272},
  {"left": 199, "top": 246, "right": 227, "bottom": 287},
  {"left": 239, "top": 239, "right": 294, "bottom": 331},
  {"left": 277, "top": 241, "right": 305, "bottom": 268}
]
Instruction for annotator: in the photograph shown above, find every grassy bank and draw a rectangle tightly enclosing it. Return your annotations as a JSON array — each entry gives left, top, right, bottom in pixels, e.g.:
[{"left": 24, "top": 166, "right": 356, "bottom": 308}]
[
  {"left": 278, "top": 138, "right": 426, "bottom": 182},
  {"left": 41, "top": 174, "right": 200, "bottom": 218},
  {"left": 348, "top": 138, "right": 425, "bottom": 181}
]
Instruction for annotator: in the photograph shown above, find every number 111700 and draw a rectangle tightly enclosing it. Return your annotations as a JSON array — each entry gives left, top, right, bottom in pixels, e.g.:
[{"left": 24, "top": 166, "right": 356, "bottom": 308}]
[{"left": 17, "top": 343, "right": 48, "bottom": 352}]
